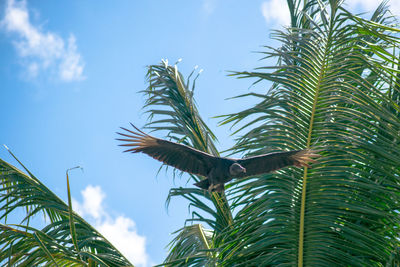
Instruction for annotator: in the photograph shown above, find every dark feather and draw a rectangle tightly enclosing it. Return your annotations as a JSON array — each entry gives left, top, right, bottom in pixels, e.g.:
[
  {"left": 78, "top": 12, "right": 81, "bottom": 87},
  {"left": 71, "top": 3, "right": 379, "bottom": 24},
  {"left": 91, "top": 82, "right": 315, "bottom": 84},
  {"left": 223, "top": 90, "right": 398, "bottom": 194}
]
[
  {"left": 117, "top": 124, "right": 320, "bottom": 191},
  {"left": 193, "top": 179, "right": 210, "bottom": 190},
  {"left": 236, "top": 150, "right": 319, "bottom": 177},
  {"left": 117, "top": 123, "right": 217, "bottom": 177}
]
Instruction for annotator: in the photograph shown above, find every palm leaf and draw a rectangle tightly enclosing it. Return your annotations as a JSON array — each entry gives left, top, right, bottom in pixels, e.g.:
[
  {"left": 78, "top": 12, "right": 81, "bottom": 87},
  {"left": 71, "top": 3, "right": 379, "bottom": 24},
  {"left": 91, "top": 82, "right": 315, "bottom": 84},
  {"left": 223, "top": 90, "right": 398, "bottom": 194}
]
[
  {"left": 141, "top": 60, "right": 234, "bottom": 264},
  {"left": 0, "top": 152, "right": 133, "bottom": 266},
  {"left": 219, "top": 1, "right": 400, "bottom": 266},
  {"left": 160, "top": 224, "right": 214, "bottom": 266}
]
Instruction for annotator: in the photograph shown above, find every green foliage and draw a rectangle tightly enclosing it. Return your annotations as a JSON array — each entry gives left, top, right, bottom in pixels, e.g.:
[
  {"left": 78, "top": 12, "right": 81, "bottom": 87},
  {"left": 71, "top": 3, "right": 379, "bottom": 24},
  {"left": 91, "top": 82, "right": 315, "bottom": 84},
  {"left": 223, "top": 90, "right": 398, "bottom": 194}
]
[
  {"left": 218, "top": 1, "right": 400, "bottom": 266},
  {"left": 162, "top": 224, "right": 214, "bottom": 266},
  {"left": 0, "top": 152, "right": 132, "bottom": 266},
  {"left": 143, "top": 60, "right": 232, "bottom": 265},
  {"left": 144, "top": 1, "right": 400, "bottom": 266}
]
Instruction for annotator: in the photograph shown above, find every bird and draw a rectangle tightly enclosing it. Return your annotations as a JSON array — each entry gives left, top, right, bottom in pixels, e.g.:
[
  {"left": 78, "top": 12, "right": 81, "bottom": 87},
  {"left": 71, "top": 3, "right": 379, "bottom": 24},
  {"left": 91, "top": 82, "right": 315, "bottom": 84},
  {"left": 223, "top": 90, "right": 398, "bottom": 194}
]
[{"left": 117, "top": 124, "right": 320, "bottom": 192}]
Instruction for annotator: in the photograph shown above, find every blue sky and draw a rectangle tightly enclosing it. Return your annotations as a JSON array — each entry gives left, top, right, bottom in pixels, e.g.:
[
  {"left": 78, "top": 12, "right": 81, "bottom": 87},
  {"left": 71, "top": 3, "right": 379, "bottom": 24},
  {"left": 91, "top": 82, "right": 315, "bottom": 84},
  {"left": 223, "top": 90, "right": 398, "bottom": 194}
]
[{"left": 0, "top": 0, "right": 396, "bottom": 266}]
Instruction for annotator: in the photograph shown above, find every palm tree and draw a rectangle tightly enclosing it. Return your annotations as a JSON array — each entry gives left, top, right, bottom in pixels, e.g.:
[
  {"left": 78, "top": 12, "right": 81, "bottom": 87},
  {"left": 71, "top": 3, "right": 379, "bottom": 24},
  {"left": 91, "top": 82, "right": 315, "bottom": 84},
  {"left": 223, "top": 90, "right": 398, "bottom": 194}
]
[
  {"left": 216, "top": 1, "right": 400, "bottom": 265},
  {"left": 146, "top": 1, "right": 400, "bottom": 266},
  {"left": 1, "top": 0, "right": 400, "bottom": 266}
]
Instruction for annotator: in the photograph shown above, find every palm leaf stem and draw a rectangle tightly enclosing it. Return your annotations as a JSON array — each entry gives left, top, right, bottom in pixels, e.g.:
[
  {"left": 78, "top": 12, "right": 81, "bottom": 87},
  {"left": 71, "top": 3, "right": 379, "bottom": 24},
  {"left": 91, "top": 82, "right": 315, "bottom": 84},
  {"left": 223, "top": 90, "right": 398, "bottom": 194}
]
[{"left": 297, "top": 21, "right": 330, "bottom": 267}]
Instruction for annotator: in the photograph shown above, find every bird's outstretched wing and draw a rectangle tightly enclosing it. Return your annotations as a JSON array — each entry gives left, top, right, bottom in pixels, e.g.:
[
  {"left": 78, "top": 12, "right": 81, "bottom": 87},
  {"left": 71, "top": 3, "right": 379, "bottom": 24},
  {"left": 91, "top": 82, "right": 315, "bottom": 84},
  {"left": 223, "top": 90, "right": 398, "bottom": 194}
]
[
  {"left": 236, "top": 149, "right": 320, "bottom": 177},
  {"left": 117, "top": 124, "right": 217, "bottom": 177}
]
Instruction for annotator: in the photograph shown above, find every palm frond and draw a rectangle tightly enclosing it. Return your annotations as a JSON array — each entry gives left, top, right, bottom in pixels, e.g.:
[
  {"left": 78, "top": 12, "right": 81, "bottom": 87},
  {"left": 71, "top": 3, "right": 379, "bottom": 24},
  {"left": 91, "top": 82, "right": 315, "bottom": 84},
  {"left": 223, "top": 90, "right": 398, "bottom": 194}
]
[
  {"left": 0, "top": 154, "right": 133, "bottom": 266},
  {"left": 219, "top": 1, "right": 400, "bottom": 266},
  {"left": 160, "top": 224, "right": 214, "bottom": 266},
  {"left": 144, "top": 59, "right": 218, "bottom": 155},
  {"left": 141, "top": 60, "right": 233, "bottom": 264}
]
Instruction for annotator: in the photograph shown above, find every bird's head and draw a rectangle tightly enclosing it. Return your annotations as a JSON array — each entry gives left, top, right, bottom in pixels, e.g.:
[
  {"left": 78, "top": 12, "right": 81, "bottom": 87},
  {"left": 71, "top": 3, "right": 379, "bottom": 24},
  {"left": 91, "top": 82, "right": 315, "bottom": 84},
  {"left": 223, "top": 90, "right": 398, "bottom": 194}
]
[{"left": 230, "top": 163, "right": 246, "bottom": 176}]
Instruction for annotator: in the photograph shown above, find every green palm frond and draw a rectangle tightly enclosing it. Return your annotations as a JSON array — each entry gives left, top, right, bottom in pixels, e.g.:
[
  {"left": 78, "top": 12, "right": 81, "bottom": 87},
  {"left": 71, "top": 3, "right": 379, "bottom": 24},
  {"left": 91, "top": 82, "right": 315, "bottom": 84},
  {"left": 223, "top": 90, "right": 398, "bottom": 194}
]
[
  {"left": 142, "top": 60, "right": 233, "bottom": 264},
  {"left": 160, "top": 224, "right": 214, "bottom": 266},
  {"left": 0, "top": 223, "right": 84, "bottom": 266},
  {"left": 144, "top": 59, "right": 218, "bottom": 155},
  {"left": 219, "top": 1, "right": 400, "bottom": 266},
  {"left": 0, "top": 153, "right": 133, "bottom": 266}
]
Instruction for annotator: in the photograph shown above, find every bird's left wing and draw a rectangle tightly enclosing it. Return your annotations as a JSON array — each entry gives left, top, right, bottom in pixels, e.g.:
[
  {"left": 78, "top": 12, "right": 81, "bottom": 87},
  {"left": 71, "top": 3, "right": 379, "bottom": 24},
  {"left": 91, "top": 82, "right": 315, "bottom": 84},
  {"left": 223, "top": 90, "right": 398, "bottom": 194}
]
[
  {"left": 117, "top": 124, "right": 217, "bottom": 177},
  {"left": 236, "top": 149, "right": 320, "bottom": 177}
]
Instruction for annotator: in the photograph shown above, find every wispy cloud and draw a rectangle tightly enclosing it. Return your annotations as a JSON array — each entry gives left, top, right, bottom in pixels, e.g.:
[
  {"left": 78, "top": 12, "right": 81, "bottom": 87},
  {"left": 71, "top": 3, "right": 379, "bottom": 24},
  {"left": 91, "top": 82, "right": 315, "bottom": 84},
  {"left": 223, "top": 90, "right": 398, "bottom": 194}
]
[
  {"left": 1, "top": 0, "right": 85, "bottom": 81},
  {"left": 261, "top": 0, "right": 290, "bottom": 26},
  {"left": 346, "top": 0, "right": 380, "bottom": 11},
  {"left": 261, "top": 0, "right": 400, "bottom": 26},
  {"left": 346, "top": 0, "right": 400, "bottom": 16},
  {"left": 73, "top": 185, "right": 149, "bottom": 267}
]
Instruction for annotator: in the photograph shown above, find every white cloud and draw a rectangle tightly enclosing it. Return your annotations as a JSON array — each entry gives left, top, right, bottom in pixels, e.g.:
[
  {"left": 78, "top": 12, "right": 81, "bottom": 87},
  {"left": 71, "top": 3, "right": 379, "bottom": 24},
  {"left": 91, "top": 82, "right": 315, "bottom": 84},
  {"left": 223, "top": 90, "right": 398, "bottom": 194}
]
[
  {"left": 346, "top": 0, "right": 400, "bottom": 16},
  {"left": 72, "top": 185, "right": 105, "bottom": 220},
  {"left": 59, "top": 35, "right": 85, "bottom": 81},
  {"left": 97, "top": 216, "right": 148, "bottom": 267},
  {"left": 388, "top": 0, "right": 400, "bottom": 15},
  {"left": 73, "top": 185, "right": 149, "bottom": 267},
  {"left": 346, "top": 0, "right": 380, "bottom": 11},
  {"left": 261, "top": 0, "right": 290, "bottom": 26},
  {"left": 261, "top": 0, "right": 400, "bottom": 26},
  {"left": 1, "top": 0, "right": 85, "bottom": 81}
]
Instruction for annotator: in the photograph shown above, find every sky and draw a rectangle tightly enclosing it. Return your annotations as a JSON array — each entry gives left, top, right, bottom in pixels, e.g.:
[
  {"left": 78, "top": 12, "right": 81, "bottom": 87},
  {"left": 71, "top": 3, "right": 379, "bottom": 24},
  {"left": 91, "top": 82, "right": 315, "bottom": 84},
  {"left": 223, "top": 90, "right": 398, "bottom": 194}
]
[{"left": 0, "top": 0, "right": 398, "bottom": 266}]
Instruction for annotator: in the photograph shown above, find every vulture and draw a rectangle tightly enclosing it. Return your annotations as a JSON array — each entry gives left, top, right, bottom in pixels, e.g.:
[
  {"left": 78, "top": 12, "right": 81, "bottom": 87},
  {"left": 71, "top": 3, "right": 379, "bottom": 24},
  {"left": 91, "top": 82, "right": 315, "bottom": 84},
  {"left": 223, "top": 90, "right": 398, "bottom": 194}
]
[{"left": 117, "top": 124, "right": 320, "bottom": 192}]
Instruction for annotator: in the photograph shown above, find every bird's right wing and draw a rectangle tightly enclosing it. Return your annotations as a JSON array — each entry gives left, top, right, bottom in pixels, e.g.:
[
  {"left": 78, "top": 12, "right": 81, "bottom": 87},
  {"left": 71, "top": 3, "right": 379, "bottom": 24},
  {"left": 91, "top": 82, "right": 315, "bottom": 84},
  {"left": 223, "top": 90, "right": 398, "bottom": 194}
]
[
  {"left": 117, "top": 124, "right": 217, "bottom": 177},
  {"left": 236, "top": 150, "right": 320, "bottom": 177}
]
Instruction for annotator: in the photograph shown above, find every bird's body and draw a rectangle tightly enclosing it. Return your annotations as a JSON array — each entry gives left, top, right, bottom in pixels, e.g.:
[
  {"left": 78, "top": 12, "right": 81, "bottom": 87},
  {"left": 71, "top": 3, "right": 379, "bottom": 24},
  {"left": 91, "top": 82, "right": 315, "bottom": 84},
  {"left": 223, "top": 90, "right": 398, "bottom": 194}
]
[
  {"left": 194, "top": 157, "right": 235, "bottom": 192},
  {"left": 117, "top": 124, "right": 320, "bottom": 192}
]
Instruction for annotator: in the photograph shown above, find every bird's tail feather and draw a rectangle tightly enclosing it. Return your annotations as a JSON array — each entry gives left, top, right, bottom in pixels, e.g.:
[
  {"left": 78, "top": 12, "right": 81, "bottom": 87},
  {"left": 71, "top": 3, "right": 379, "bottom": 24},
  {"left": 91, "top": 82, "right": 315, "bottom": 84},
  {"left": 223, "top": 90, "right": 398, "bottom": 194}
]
[
  {"left": 194, "top": 179, "right": 210, "bottom": 190},
  {"left": 291, "top": 149, "right": 321, "bottom": 168}
]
